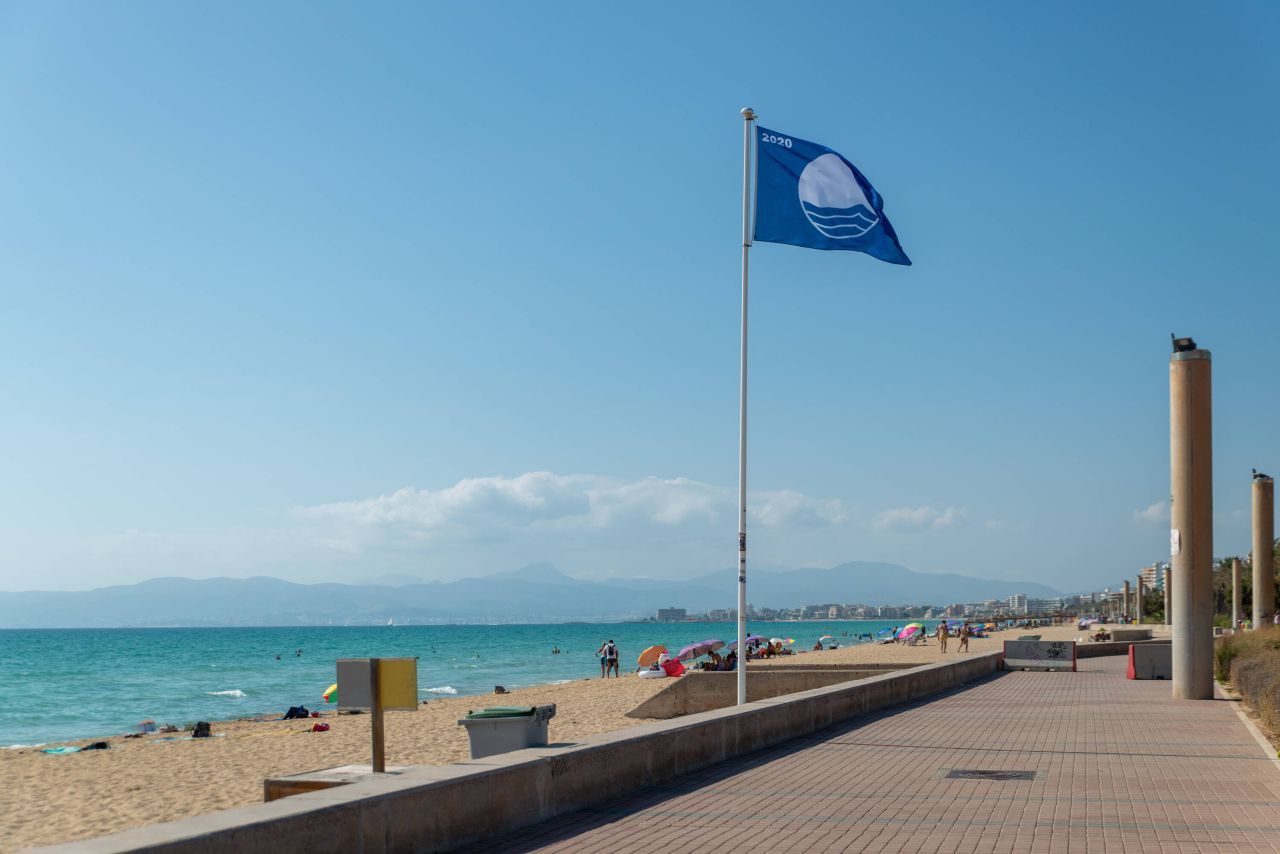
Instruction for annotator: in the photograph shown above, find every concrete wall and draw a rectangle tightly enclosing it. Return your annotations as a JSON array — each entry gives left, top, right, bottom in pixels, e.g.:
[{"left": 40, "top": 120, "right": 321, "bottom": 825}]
[
  {"left": 39, "top": 654, "right": 1001, "bottom": 854},
  {"left": 627, "top": 664, "right": 919, "bottom": 719},
  {"left": 1110, "top": 628, "right": 1153, "bottom": 642},
  {"left": 1078, "top": 638, "right": 1168, "bottom": 659}
]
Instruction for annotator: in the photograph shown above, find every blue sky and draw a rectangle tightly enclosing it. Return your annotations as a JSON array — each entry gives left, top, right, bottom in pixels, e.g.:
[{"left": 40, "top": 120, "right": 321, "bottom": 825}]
[{"left": 1, "top": 2, "right": 1277, "bottom": 594}]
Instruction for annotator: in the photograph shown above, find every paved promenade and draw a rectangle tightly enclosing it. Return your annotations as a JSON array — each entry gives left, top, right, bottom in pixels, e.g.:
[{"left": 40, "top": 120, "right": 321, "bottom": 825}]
[{"left": 466, "top": 655, "right": 1280, "bottom": 853}]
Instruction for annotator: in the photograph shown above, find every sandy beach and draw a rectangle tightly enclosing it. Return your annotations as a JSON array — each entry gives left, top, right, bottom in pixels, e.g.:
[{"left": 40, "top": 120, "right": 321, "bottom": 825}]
[{"left": 3, "top": 623, "right": 1111, "bottom": 851}]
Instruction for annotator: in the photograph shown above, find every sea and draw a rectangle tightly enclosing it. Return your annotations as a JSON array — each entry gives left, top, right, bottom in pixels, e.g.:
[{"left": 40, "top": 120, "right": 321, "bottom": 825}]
[{"left": 1, "top": 619, "right": 943, "bottom": 747}]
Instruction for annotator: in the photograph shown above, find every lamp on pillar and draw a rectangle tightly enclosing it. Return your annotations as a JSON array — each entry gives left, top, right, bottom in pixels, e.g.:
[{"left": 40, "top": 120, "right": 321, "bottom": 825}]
[{"left": 1170, "top": 335, "right": 1213, "bottom": 699}]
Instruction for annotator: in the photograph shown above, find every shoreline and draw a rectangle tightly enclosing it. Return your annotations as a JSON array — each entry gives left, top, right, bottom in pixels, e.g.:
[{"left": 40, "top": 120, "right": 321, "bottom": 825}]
[{"left": 2, "top": 623, "right": 1119, "bottom": 851}]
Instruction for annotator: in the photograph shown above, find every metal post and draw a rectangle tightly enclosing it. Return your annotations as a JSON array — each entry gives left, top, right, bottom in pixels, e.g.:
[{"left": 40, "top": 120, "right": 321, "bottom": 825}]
[
  {"left": 1135, "top": 576, "right": 1143, "bottom": 624},
  {"left": 736, "top": 107, "right": 755, "bottom": 706},
  {"left": 1252, "top": 473, "right": 1274, "bottom": 629},
  {"left": 1231, "top": 558, "right": 1242, "bottom": 631},
  {"left": 1164, "top": 567, "right": 1171, "bottom": 625},
  {"left": 1170, "top": 339, "right": 1213, "bottom": 699},
  {"left": 370, "top": 658, "right": 386, "bottom": 772},
  {"left": 1123, "top": 580, "right": 1130, "bottom": 624}
]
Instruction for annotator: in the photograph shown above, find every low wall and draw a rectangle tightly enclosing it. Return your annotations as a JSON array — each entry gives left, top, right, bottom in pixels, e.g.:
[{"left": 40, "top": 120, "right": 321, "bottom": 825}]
[
  {"left": 1078, "top": 638, "right": 1168, "bottom": 659},
  {"left": 1111, "top": 628, "right": 1153, "bottom": 642},
  {"left": 1127, "top": 643, "right": 1173, "bottom": 679},
  {"left": 627, "top": 664, "right": 921, "bottom": 719},
  {"left": 39, "top": 653, "right": 1001, "bottom": 854}
]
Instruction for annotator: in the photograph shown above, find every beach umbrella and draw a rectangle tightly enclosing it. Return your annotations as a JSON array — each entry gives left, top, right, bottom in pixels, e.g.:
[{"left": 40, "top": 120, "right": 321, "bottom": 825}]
[
  {"left": 676, "top": 639, "right": 725, "bottom": 661},
  {"left": 896, "top": 623, "right": 923, "bottom": 640},
  {"left": 323, "top": 683, "right": 338, "bottom": 704},
  {"left": 637, "top": 645, "right": 667, "bottom": 668},
  {"left": 875, "top": 627, "right": 894, "bottom": 638},
  {"left": 727, "top": 635, "right": 766, "bottom": 651}
]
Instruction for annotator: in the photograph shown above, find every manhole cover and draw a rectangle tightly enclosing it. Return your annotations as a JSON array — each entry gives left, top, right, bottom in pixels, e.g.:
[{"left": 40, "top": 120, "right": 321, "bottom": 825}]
[{"left": 944, "top": 769, "right": 1040, "bottom": 781}]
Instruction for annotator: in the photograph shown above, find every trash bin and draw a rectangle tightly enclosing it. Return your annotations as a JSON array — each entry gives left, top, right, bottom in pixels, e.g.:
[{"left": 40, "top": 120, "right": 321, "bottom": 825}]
[{"left": 457, "top": 705, "right": 556, "bottom": 759}]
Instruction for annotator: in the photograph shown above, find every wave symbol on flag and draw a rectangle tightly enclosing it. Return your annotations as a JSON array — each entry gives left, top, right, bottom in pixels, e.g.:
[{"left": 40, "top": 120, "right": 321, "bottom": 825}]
[{"left": 798, "top": 153, "right": 880, "bottom": 239}]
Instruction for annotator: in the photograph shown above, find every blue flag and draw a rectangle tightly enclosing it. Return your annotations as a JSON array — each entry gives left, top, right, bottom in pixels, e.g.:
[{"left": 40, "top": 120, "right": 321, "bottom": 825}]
[{"left": 753, "top": 126, "right": 910, "bottom": 265}]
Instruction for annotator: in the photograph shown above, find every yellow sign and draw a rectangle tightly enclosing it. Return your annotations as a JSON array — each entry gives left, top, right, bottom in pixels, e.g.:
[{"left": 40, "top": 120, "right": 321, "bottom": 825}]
[{"left": 377, "top": 658, "right": 418, "bottom": 710}]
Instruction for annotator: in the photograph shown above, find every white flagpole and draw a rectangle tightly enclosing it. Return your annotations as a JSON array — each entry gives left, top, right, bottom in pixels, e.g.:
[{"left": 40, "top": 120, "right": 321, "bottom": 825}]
[{"left": 737, "top": 106, "right": 755, "bottom": 706}]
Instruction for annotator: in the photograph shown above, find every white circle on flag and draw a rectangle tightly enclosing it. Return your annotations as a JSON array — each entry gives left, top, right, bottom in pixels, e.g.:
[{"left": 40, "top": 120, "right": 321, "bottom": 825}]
[{"left": 798, "top": 153, "right": 880, "bottom": 239}]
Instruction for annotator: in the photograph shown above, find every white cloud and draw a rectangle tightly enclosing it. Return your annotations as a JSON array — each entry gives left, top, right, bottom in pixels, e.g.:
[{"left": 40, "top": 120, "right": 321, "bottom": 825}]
[
  {"left": 1133, "top": 501, "right": 1170, "bottom": 525},
  {"left": 871, "top": 506, "right": 966, "bottom": 532},
  {"left": 296, "top": 472, "right": 849, "bottom": 552}
]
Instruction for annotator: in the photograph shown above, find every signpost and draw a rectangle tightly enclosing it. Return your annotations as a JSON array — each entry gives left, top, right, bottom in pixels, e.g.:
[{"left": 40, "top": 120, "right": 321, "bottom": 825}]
[{"left": 336, "top": 657, "right": 418, "bottom": 772}]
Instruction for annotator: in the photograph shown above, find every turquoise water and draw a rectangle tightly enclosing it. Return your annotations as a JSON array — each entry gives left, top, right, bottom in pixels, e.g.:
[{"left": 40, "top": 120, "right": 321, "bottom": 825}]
[{"left": 1, "top": 620, "right": 940, "bottom": 746}]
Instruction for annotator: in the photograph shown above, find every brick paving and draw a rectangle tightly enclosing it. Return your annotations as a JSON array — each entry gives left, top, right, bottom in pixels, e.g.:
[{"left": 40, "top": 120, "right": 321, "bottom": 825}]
[{"left": 463, "top": 655, "right": 1280, "bottom": 853}]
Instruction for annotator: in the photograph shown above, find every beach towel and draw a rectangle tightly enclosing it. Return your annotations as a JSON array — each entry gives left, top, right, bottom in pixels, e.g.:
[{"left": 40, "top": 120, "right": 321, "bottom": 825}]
[{"left": 41, "top": 746, "right": 81, "bottom": 755}]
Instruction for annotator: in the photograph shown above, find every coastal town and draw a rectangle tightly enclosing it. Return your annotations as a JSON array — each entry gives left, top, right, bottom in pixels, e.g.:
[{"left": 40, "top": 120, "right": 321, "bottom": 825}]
[{"left": 652, "top": 563, "right": 1174, "bottom": 622}]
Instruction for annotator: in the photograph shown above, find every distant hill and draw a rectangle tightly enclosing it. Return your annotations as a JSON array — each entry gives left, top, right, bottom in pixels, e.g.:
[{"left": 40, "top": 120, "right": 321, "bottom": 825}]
[{"left": 0, "top": 562, "right": 1062, "bottom": 628}]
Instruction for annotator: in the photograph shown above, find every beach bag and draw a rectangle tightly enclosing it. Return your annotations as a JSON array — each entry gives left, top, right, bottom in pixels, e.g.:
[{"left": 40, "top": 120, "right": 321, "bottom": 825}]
[
  {"left": 311, "top": 722, "right": 330, "bottom": 733},
  {"left": 192, "top": 722, "right": 212, "bottom": 738}
]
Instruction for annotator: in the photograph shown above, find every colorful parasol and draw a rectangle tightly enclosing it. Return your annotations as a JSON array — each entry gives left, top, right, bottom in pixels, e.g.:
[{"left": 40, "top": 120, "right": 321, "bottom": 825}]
[
  {"left": 896, "top": 623, "right": 924, "bottom": 640},
  {"left": 727, "top": 635, "right": 767, "bottom": 651},
  {"left": 323, "top": 683, "right": 338, "bottom": 704},
  {"left": 676, "top": 639, "right": 726, "bottom": 661},
  {"left": 637, "top": 645, "right": 667, "bottom": 668}
]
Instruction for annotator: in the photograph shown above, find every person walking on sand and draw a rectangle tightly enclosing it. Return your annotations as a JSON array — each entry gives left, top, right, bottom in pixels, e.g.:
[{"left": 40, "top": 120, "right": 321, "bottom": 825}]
[
  {"left": 937, "top": 621, "right": 949, "bottom": 653},
  {"left": 596, "top": 640, "right": 611, "bottom": 677},
  {"left": 957, "top": 623, "right": 970, "bottom": 653},
  {"left": 597, "top": 640, "right": 619, "bottom": 678}
]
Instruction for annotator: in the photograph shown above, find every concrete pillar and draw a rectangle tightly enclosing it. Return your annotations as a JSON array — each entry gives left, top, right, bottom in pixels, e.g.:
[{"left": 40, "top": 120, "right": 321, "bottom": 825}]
[
  {"left": 1163, "top": 568, "right": 1171, "bottom": 625},
  {"left": 1170, "top": 340, "right": 1213, "bottom": 700},
  {"left": 1123, "top": 580, "right": 1131, "bottom": 623},
  {"left": 1231, "top": 557, "right": 1242, "bottom": 631},
  {"left": 1136, "top": 576, "right": 1143, "bottom": 624},
  {"left": 1252, "top": 474, "right": 1274, "bottom": 629}
]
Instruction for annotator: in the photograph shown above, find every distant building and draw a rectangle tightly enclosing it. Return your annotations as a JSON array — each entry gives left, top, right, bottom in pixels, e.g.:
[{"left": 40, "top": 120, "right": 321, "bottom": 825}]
[
  {"left": 657, "top": 607, "right": 687, "bottom": 622},
  {"left": 1008, "top": 594, "right": 1028, "bottom": 615}
]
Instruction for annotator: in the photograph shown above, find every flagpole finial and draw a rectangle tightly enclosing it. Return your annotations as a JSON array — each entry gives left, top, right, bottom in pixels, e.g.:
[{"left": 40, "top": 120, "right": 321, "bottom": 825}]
[{"left": 740, "top": 107, "right": 756, "bottom": 120}]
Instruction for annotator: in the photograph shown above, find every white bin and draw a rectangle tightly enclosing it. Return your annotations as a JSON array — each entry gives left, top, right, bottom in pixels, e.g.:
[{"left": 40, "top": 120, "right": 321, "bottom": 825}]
[{"left": 457, "top": 704, "right": 556, "bottom": 758}]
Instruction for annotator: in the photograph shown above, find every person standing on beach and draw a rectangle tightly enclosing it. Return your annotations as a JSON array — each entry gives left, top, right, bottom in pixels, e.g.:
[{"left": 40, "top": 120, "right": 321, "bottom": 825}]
[
  {"left": 957, "top": 623, "right": 970, "bottom": 652},
  {"left": 937, "top": 622, "right": 949, "bottom": 653},
  {"left": 597, "top": 640, "right": 619, "bottom": 678}
]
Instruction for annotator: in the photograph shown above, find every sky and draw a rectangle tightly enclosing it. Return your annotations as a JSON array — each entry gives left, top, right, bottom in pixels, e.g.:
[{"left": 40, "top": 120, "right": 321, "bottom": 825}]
[{"left": 1, "top": 2, "right": 1278, "bottom": 594}]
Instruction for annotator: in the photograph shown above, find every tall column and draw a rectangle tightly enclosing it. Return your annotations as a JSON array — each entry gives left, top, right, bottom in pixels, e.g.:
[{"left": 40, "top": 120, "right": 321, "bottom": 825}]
[
  {"left": 1163, "top": 568, "right": 1171, "bottom": 625},
  {"left": 1123, "top": 580, "right": 1131, "bottom": 623},
  {"left": 1231, "top": 557, "right": 1242, "bottom": 631},
  {"left": 1252, "top": 474, "right": 1274, "bottom": 629},
  {"left": 1135, "top": 576, "right": 1144, "bottom": 624},
  {"left": 1170, "top": 339, "right": 1213, "bottom": 699}
]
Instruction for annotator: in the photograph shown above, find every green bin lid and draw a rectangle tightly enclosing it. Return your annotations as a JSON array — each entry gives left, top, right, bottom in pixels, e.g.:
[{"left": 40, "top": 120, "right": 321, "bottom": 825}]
[{"left": 464, "top": 706, "right": 536, "bottom": 719}]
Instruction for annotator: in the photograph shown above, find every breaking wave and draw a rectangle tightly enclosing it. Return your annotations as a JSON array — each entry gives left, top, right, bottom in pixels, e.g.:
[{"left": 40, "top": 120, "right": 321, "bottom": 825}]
[{"left": 207, "top": 689, "right": 247, "bottom": 698}]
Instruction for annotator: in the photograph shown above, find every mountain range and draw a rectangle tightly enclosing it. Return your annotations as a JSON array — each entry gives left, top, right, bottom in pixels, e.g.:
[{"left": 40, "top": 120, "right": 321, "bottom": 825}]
[{"left": 0, "top": 562, "right": 1062, "bottom": 628}]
